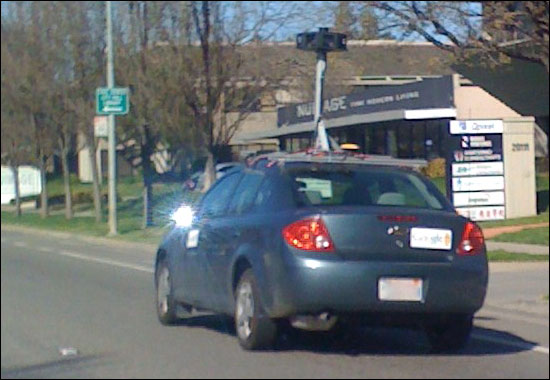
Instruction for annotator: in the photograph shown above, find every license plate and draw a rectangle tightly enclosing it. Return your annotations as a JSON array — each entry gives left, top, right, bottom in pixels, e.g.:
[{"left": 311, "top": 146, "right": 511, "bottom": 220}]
[
  {"left": 410, "top": 228, "right": 453, "bottom": 250},
  {"left": 378, "top": 278, "right": 423, "bottom": 302}
]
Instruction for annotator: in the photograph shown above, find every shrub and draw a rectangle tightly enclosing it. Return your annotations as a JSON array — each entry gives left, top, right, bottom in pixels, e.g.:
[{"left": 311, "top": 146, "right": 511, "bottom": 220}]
[
  {"left": 421, "top": 158, "right": 446, "bottom": 179},
  {"left": 73, "top": 191, "right": 94, "bottom": 204}
]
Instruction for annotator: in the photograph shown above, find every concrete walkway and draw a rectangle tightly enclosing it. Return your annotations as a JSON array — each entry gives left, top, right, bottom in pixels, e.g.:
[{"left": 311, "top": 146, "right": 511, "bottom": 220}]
[{"left": 486, "top": 241, "right": 549, "bottom": 255}]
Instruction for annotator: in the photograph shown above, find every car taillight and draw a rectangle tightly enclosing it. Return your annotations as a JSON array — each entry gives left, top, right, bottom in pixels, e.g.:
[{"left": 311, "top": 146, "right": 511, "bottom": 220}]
[
  {"left": 457, "top": 222, "right": 485, "bottom": 256},
  {"left": 282, "top": 217, "right": 334, "bottom": 252}
]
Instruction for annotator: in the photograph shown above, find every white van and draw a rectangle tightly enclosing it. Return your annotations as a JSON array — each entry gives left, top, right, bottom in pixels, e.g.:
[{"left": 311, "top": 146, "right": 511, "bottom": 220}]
[{"left": 1, "top": 166, "right": 42, "bottom": 205}]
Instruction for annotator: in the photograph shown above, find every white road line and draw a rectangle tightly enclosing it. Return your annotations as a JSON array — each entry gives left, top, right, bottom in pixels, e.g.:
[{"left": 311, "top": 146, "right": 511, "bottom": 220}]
[
  {"left": 472, "top": 333, "right": 550, "bottom": 355},
  {"left": 38, "top": 247, "right": 53, "bottom": 253},
  {"left": 13, "top": 241, "right": 27, "bottom": 248},
  {"left": 58, "top": 250, "right": 153, "bottom": 274}
]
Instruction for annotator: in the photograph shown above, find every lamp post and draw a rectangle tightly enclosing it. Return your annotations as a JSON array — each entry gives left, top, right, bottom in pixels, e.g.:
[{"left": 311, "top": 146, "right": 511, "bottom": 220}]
[{"left": 106, "top": 0, "right": 117, "bottom": 235}]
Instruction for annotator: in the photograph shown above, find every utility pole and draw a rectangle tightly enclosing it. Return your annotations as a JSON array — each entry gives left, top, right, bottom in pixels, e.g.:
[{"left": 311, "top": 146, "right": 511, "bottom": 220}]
[
  {"left": 106, "top": 0, "right": 117, "bottom": 235},
  {"left": 296, "top": 27, "right": 347, "bottom": 151}
]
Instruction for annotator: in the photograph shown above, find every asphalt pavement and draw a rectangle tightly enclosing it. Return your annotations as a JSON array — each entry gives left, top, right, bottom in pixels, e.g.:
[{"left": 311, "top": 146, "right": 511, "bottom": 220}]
[{"left": 1, "top": 226, "right": 548, "bottom": 379}]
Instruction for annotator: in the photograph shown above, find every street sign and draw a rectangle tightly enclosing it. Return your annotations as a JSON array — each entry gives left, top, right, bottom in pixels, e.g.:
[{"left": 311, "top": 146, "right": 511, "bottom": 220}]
[{"left": 96, "top": 87, "right": 129, "bottom": 115}]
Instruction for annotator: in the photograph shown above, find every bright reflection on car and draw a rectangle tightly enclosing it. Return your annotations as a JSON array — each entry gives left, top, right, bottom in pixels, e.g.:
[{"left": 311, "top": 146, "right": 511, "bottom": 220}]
[{"left": 170, "top": 205, "right": 194, "bottom": 228}]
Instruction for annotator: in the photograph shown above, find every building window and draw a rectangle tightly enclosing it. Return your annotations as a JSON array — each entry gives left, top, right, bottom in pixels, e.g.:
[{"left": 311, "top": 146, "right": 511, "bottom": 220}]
[
  {"left": 412, "top": 122, "right": 425, "bottom": 158},
  {"left": 364, "top": 127, "right": 372, "bottom": 154},
  {"left": 397, "top": 123, "right": 411, "bottom": 158},
  {"left": 386, "top": 126, "right": 398, "bottom": 157},
  {"left": 372, "top": 126, "right": 385, "bottom": 155},
  {"left": 426, "top": 120, "right": 441, "bottom": 159}
]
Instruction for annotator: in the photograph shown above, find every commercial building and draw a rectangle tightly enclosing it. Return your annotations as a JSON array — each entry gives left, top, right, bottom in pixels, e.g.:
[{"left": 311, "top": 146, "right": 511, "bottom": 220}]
[{"left": 240, "top": 73, "right": 547, "bottom": 160}]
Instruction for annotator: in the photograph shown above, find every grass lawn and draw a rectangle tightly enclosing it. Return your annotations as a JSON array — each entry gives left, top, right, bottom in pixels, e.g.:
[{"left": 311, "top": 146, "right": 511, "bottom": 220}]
[
  {"left": 1, "top": 176, "right": 202, "bottom": 246},
  {"left": 46, "top": 174, "right": 146, "bottom": 199},
  {"left": 491, "top": 226, "right": 549, "bottom": 245},
  {"left": 2, "top": 171, "right": 547, "bottom": 247},
  {"left": 487, "top": 250, "right": 549, "bottom": 262},
  {"left": 430, "top": 177, "right": 446, "bottom": 194},
  {"left": 429, "top": 174, "right": 550, "bottom": 229}
]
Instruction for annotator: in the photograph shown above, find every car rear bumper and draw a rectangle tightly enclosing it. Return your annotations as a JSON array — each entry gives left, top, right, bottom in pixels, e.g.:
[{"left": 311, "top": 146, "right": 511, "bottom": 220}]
[{"left": 265, "top": 256, "right": 488, "bottom": 318}]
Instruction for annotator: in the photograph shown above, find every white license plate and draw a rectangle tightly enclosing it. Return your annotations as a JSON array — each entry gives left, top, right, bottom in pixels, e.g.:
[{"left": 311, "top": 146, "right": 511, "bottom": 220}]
[
  {"left": 410, "top": 228, "right": 453, "bottom": 250},
  {"left": 378, "top": 278, "right": 423, "bottom": 302}
]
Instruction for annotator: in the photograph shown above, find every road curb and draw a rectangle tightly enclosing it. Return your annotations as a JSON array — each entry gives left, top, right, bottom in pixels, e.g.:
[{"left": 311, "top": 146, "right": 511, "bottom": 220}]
[{"left": 1, "top": 224, "right": 158, "bottom": 252}]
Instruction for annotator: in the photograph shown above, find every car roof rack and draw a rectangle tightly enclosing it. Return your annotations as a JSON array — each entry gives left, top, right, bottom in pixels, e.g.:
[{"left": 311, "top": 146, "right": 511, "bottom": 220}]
[
  {"left": 248, "top": 150, "right": 427, "bottom": 170},
  {"left": 248, "top": 117, "right": 427, "bottom": 170}
]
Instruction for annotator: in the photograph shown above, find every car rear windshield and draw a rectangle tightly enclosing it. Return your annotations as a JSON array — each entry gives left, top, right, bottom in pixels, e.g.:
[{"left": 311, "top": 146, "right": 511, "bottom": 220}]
[{"left": 287, "top": 165, "right": 448, "bottom": 211}]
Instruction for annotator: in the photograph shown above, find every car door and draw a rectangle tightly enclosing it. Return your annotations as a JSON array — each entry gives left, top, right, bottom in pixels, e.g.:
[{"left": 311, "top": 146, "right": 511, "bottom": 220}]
[
  {"left": 204, "top": 171, "right": 265, "bottom": 312},
  {"left": 177, "top": 172, "right": 242, "bottom": 309}
]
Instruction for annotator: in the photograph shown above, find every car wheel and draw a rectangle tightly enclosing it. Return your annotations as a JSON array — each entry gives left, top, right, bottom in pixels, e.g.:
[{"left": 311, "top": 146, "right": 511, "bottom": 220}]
[
  {"left": 155, "top": 261, "right": 179, "bottom": 325},
  {"left": 424, "top": 314, "right": 473, "bottom": 352},
  {"left": 234, "top": 269, "right": 277, "bottom": 350}
]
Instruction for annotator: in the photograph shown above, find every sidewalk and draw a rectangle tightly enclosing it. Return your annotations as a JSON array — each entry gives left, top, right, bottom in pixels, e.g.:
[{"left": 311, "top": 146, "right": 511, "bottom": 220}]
[{"left": 482, "top": 222, "right": 549, "bottom": 254}]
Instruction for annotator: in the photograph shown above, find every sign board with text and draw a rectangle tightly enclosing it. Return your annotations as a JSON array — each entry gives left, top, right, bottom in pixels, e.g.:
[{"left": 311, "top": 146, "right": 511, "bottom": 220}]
[
  {"left": 96, "top": 87, "right": 129, "bottom": 115},
  {"left": 446, "top": 120, "right": 505, "bottom": 221},
  {"left": 94, "top": 116, "right": 109, "bottom": 137}
]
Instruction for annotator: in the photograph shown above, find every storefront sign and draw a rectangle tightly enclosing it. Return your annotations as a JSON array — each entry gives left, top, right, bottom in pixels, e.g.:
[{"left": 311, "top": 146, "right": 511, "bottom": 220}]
[
  {"left": 453, "top": 191, "right": 505, "bottom": 207},
  {"left": 450, "top": 120, "right": 504, "bottom": 135},
  {"left": 278, "top": 76, "right": 454, "bottom": 127},
  {"left": 456, "top": 206, "right": 506, "bottom": 221}
]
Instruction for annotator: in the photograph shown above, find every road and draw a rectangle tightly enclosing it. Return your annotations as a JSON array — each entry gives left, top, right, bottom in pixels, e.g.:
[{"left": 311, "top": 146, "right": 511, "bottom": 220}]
[{"left": 1, "top": 227, "right": 548, "bottom": 379}]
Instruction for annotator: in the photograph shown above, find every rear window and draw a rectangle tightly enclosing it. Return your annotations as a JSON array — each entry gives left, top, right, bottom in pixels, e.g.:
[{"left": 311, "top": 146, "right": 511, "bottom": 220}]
[{"left": 288, "top": 166, "right": 447, "bottom": 211}]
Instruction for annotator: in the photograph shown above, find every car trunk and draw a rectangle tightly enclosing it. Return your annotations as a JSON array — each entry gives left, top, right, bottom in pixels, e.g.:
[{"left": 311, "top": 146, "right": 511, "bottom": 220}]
[{"left": 316, "top": 206, "right": 466, "bottom": 263}]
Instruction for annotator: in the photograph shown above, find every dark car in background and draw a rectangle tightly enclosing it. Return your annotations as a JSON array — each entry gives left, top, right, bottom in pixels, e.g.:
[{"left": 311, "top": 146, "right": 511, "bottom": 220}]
[
  {"left": 183, "top": 162, "right": 244, "bottom": 191},
  {"left": 155, "top": 152, "right": 488, "bottom": 351}
]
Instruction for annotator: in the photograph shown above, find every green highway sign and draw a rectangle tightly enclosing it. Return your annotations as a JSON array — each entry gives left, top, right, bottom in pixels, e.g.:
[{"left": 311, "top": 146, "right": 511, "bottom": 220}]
[{"left": 96, "top": 87, "right": 129, "bottom": 115}]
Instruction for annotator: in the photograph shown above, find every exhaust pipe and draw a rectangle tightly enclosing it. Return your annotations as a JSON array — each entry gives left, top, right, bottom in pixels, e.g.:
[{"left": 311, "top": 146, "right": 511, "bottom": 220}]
[{"left": 290, "top": 312, "right": 338, "bottom": 331}]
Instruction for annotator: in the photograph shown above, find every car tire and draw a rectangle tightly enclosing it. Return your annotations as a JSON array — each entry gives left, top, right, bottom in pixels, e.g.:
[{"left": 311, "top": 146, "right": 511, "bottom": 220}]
[
  {"left": 155, "top": 261, "right": 179, "bottom": 325},
  {"left": 234, "top": 269, "right": 277, "bottom": 350},
  {"left": 424, "top": 313, "right": 473, "bottom": 352}
]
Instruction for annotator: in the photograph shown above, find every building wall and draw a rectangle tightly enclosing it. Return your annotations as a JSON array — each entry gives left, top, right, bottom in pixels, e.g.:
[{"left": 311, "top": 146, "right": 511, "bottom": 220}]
[
  {"left": 228, "top": 111, "right": 280, "bottom": 158},
  {"left": 455, "top": 85, "right": 547, "bottom": 156},
  {"left": 502, "top": 117, "right": 537, "bottom": 218},
  {"left": 455, "top": 86, "right": 521, "bottom": 119}
]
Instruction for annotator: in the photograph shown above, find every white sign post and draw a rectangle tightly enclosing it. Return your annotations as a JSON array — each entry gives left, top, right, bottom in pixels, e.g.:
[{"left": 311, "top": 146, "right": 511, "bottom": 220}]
[{"left": 448, "top": 120, "right": 506, "bottom": 221}]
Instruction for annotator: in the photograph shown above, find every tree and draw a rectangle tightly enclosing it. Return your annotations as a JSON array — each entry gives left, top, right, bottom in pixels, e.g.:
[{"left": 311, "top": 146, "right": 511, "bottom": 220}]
[
  {"left": 61, "top": 1, "right": 106, "bottom": 222},
  {"left": 183, "top": 1, "right": 303, "bottom": 191},
  {"left": 357, "top": 3, "right": 388, "bottom": 40},
  {"left": 369, "top": 1, "right": 549, "bottom": 72},
  {"left": 2, "top": 2, "right": 59, "bottom": 218},
  {"left": 334, "top": 1, "right": 357, "bottom": 37},
  {"left": 0, "top": 88, "right": 32, "bottom": 217},
  {"left": 113, "top": 1, "right": 200, "bottom": 227}
]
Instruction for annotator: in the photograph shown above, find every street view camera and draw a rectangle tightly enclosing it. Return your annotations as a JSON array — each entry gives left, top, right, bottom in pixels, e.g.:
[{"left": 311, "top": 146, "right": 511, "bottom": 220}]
[
  {"left": 296, "top": 27, "right": 347, "bottom": 52},
  {"left": 296, "top": 28, "right": 347, "bottom": 151}
]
